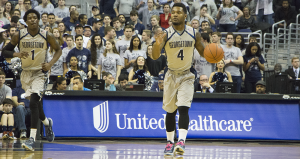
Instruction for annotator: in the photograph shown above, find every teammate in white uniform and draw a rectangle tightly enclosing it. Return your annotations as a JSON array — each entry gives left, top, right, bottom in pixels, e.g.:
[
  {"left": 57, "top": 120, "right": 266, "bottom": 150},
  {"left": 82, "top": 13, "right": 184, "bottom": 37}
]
[
  {"left": 2, "top": 9, "right": 62, "bottom": 151},
  {"left": 152, "top": 3, "right": 205, "bottom": 156}
]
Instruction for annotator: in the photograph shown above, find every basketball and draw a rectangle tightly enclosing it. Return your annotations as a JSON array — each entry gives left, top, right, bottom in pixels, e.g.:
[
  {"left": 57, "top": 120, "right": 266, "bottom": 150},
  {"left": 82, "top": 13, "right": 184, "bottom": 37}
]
[{"left": 204, "top": 43, "right": 224, "bottom": 63}]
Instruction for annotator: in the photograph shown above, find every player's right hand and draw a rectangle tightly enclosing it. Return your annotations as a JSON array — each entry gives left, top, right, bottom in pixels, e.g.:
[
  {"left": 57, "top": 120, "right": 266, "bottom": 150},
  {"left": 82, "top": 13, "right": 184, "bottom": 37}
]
[
  {"left": 154, "top": 32, "right": 166, "bottom": 46},
  {"left": 17, "top": 51, "right": 29, "bottom": 59}
]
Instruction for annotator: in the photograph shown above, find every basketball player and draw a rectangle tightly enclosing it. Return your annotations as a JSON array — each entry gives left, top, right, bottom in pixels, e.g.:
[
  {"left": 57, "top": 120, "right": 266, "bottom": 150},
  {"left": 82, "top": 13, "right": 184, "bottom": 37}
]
[
  {"left": 2, "top": 9, "right": 62, "bottom": 151},
  {"left": 152, "top": 3, "right": 205, "bottom": 156}
]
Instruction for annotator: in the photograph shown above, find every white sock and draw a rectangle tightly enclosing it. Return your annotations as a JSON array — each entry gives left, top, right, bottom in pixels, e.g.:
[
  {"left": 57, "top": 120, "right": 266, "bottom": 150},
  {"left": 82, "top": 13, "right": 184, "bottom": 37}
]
[
  {"left": 42, "top": 118, "right": 49, "bottom": 126},
  {"left": 30, "top": 129, "right": 37, "bottom": 141},
  {"left": 178, "top": 129, "right": 188, "bottom": 143},
  {"left": 166, "top": 131, "right": 175, "bottom": 143}
]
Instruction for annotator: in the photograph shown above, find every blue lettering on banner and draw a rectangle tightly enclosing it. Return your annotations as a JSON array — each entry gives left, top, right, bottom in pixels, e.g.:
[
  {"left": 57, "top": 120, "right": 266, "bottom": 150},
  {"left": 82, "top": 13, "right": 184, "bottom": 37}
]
[{"left": 43, "top": 97, "right": 300, "bottom": 140}]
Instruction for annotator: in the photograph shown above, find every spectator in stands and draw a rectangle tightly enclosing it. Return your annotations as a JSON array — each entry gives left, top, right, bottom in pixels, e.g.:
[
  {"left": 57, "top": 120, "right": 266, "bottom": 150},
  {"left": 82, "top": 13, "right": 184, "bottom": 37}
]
[
  {"left": 53, "top": 28, "right": 67, "bottom": 49},
  {"left": 190, "top": 0, "right": 218, "bottom": 19},
  {"left": 234, "top": 34, "right": 246, "bottom": 51},
  {"left": 160, "top": 4, "right": 171, "bottom": 29},
  {"left": 237, "top": 6, "right": 256, "bottom": 30},
  {"left": 191, "top": 4, "right": 215, "bottom": 27},
  {"left": 255, "top": 0, "right": 273, "bottom": 24},
  {"left": 34, "top": 0, "right": 54, "bottom": 15},
  {"left": 255, "top": 80, "right": 266, "bottom": 94},
  {"left": 141, "top": 30, "right": 152, "bottom": 51},
  {"left": 103, "top": 26, "right": 116, "bottom": 44},
  {"left": 285, "top": 57, "right": 300, "bottom": 79},
  {"left": 65, "top": 56, "right": 87, "bottom": 83},
  {"left": 78, "top": 14, "right": 88, "bottom": 27},
  {"left": 58, "top": 22, "right": 66, "bottom": 35},
  {"left": 73, "top": 77, "right": 91, "bottom": 91},
  {"left": 118, "top": 14, "right": 127, "bottom": 30},
  {"left": 152, "top": 25, "right": 163, "bottom": 42},
  {"left": 17, "top": 19, "right": 27, "bottom": 30},
  {"left": 44, "top": 25, "right": 52, "bottom": 32},
  {"left": 104, "top": 72, "right": 116, "bottom": 91},
  {"left": 203, "top": 28, "right": 213, "bottom": 38},
  {"left": 12, "top": 80, "right": 30, "bottom": 139},
  {"left": 243, "top": 42, "right": 265, "bottom": 93},
  {"left": 0, "top": 98, "right": 14, "bottom": 139},
  {"left": 39, "top": 13, "right": 48, "bottom": 29},
  {"left": 14, "top": 0, "right": 25, "bottom": 18},
  {"left": 241, "top": 0, "right": 256, "bottom": 17},
  {"left": 199, "top": 20, "right": 212, "bottom": 32},
  {"left": 91, "top": 19, "right": 102, "bottom": 36},
  {"left": 209, "top": 60, "right": 233, "bottom": 86},
  {"left": 168, "top": 17, "right": 172, "bottom": 27},
  {"left": 275, "top": 0, "right": 297, "bottom": 28},
  {"left": 62, "top": 35, "right": 75, "bottom": 75},
  {"left": 191, "top": 19, "right": 201, "bottom": 31},
  {"left": 98, "top": 15, "right": 112, "bottom": 37},
  {"left": 66, "top": 35, "right": 92, "bottom": 75},
  {"left": 115, "top": 73, "right": 128, "bottom": 91},
  {"left": 194, "top": 33, "right": 213, "bottom": 78},
  {"left": 3, "top": 1, "right": 13, "bottom": 21},
  {"left": 124, "top": 35, "right": 147, "bottom": 73},
  {"left": 23, "top": 0, "right": 31, "bottom": 15},
  {"left": 151, "top": 73, "right": 164, "bottom": 92},
  {"left": 47, "top": 13, "right": 57, "bottom": 29},
  {"left": 87, "top": 6, "right": 100, "bottom": 26},
  {"left": 195, "top": 74, "right": 214, "bottom": 93},
  {"left": 217, "top": 0, "right": 243, "bottom": 32},
  {"left": 129, "top": 56, "right": 150, "bottom": 84},
  {"left": 130, "top": 10, "right": 145, "bottom": 35},
  {"left": 100, "top": 0, "right": 116, "bottom": 19},
  {"left": 13, "top": 9, "right": 21, "bottom": 19},
  {"left": 83, "top": 25, "right": 92, "bottom": 38},
  {"left": 51, "top": 77, "right": 67, "bottom": 90},
  {"left": 65, "top": 10, "right": 79, "bottom": 34},
  {"left": 61, "top": 5, "right": 77, "bottom": 23},
  {"left": 0, "top": 7, "right": 10, "bottom": 28},
  {"left": 8, "top": 26, "right": 17, "bottom": 39},
  {"left": 54, "top": 0, "right": 68, "bottom": 22},
  {"left": 150, "top": 15, "right": 162, "bottom": 32},
  {"left": 0, "top": 71, "right": 12, "bottom": 103},
  {"left": 139, "top": 0, "right": 160, "bottom": 30},
  {"left": 74, "top": 24, "right": 84, "bottom": 36},
  {"left": 146, "top": 45, "right": 166, "bottom": 77},
  {"left": 97, "top": 39, "right": 122, "bottom": 81},
  {"left": 2, "top": 16, "right": 18, "bottom": 30},
  {"left": 222, "top": 32, "right": 243, "bottom": 93},
  {"left": 116, "top": 25, "right": 134, "bottom": 66},
  {"left": 0, "top": 28, "right": 7, "bottom": 48},
  {"left": 89, "top": 34, "right": 105, "bottom": 79},
  {"left": 114, "top": 0, "right": 136, "bottom": 22},
  {"left": 113, "top": 17, "right": 123, "bottom": 39}
]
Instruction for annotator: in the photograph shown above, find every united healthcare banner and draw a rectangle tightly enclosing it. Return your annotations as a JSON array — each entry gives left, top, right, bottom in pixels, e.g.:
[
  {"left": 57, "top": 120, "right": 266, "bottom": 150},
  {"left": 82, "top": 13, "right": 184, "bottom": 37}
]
[{"left": 43, "top": 96, "right": 300, "bottom": 140}]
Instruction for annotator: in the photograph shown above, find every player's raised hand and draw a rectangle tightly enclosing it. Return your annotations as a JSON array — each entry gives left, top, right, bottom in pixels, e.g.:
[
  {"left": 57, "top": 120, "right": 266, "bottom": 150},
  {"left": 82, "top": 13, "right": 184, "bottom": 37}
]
[
  {"left": 41, "top": 63, "right": 51, "bottom": 72},
  {"left": 154, "top": 32, "right": 166, "bottom": 46}
]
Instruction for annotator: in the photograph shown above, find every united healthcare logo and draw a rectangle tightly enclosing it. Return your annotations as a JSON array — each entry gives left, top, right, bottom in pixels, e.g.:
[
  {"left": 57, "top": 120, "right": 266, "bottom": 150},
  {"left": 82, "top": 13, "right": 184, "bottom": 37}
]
[{"left": 93, "top": 101, "right": 109, "bottom": 133}]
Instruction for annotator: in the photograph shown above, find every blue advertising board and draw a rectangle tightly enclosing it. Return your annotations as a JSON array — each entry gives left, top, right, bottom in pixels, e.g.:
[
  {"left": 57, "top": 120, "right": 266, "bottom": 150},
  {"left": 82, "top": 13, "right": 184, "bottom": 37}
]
[{"left": 43, "top": 96, "right": 300, "bottom": 140}]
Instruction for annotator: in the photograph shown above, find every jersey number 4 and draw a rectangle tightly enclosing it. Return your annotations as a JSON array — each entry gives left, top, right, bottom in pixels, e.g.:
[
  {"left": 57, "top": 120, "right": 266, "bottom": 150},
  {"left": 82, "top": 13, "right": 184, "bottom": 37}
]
[
  {"left": 31, "top": 50, "right": 34, "bottom": 60},
  {"left": 177, "top": 50, "right": 184, "bottom": 60}
]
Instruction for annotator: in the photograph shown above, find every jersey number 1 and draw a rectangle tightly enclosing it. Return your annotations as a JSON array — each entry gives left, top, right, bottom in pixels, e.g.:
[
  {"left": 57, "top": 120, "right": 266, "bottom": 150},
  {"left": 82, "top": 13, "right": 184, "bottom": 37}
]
[
  {"left": 31, "top": 50, "right": 34, "bottom": 60},
  {"left": 177, "top": 50, "right": 184, "bottom": 60}
]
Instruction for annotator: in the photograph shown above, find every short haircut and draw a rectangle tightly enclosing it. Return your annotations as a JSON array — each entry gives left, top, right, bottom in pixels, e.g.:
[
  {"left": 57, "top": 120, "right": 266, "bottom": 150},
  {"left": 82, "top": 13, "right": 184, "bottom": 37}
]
[
  {"left": 118, "top": 73, "right": 128, "bottom": 83},
  {"left": 124, "top": 25, "right": 134, "bottom": 31},
  {"left": 163, "top": 3, "right": 170, "bottom": 8},
  {"left": 2, "top": 98, "right": 14, "bottom": 106},
  {"left": 112, "top": 17, "right": 120, "bottom": 23},
  {"left": 69, "top": 5, "right": 76, "bottom": 11},
  {"left": 130, "top": 10, "right": 138, "bottom": 16},
  {"left": 191, "top": 19, "right": 199, "bottom": 24},
  {"left": 201, "top": 20, "right": 210, "bottom": 27},
  {"left": 104, "top": 26, "right": 114, "bottom": 35},
  {"left": 72, "top": 72, "right": 80, "bottom": 78},
  {"left": 103, "top": 14, "right": 111, "bottom": 20},
  {"left": 151, "top": 15, "right": 160, "bottom": 21},
  {"left": 143, "top": 30, "right": 151, "bottom": 38},
  {"left": 292, "top": 57, "right": 299, "bottom": 63},
  {"left": 11, "top": 16, "right": 19, "bottom": 23},
  {"left": 212, "top": 32, "right": 221, "bottom": 37},
  {"left": 153, "top": 25, "right": 162, "bottom": 34},
  {"left": 14, "top": 9, "right": 21, "bottom": 14},
  {"left": 203, "top": 28, "right": 213, "bottom": 35},
  {"left": 226, "top": 32, "right": 234, "bottom": 39},
  {"left": 0, "top": 70, "right": 6, "bottom": 76},
  {"left": 66, "top": 35, "right": 73, "bottom": 40},
  {"left": 24, "top": 0, "right": 31, "bottom": 4},
  {"left": 75, "top": 34, "right": 83, "bottom": 41},
  {"left": 172, "top": 3, "right": 187, "bottom": 14},
  {"left": 47, "top": 13, "right": 55, "bottom": 17},
  {"left": 23, "top": 9, "right": 40, "bottom": 21},
  {"left": 249, "top": 36, "right": 257, "bottom": 41},
  {"left": 201, "top": 33, "right": 210, "bottom": 42},
  {"left": 74, "top": 77, "right": 83, "bottom": 83},
  {"left": 9, "top": 26, "right": 16, "bottom": 32},
  {"left": 42, "top": 13, "right": 48, "bottom": 17}
]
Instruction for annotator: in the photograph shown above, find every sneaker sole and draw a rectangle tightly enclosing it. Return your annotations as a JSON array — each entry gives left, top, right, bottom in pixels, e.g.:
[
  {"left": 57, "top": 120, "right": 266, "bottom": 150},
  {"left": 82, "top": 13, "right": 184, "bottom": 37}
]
[
  {"left": 164, "top": 152, "right": 174, "bottom": 156},
  {"left": 47, "top": 118, "right": 55, "bottom": 142},
  {"left": 20, "top": 136, "right": 27, "bottom": 139},
  {"left": 22, "top": 143, "right": 34, "bottom": 151},
  {"left": 2, "top": 135, "right": 8, "bottom": 140},
  {"left": 174, "top": 146, "right": 185, "bottom": 155}
]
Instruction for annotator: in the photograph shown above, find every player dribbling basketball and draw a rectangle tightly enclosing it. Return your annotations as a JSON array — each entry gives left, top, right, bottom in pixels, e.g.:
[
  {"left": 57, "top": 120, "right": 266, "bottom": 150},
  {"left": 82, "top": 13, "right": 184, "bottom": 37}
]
[
  {"left": 2, "top": 9, "right": 62, "bottom": 151},
  {"left": 152, "top": 3, "right": 205, "bottom": 156}
]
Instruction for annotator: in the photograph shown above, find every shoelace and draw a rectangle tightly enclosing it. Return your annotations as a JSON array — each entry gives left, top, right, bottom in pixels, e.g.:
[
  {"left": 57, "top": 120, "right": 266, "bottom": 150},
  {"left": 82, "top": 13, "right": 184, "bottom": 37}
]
[
  {"left": 176, "top": 141, "right": 184, "bottom": 146},
  {"left": 165, "top": 143, "right": 173, "bottom": 151}
]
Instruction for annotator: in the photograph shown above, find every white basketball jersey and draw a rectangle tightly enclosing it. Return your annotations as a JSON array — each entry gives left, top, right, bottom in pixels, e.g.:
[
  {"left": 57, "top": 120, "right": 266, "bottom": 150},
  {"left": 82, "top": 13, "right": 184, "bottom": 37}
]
[
  {"left": 19, "top": 28, "right": 48, "bottom": 70},
  {"left": 164, "top": 25, "right": 196, "bottom": 71}
]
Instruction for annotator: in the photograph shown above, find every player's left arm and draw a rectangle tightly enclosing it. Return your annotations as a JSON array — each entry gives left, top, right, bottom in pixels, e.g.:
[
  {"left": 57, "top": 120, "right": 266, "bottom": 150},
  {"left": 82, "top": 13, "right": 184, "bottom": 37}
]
[
  {"left": 195, "top": 32, "right": 205, "bottom": 57},
  {"left": 44, "top": 32, "right": 62, "bottom": 71}
]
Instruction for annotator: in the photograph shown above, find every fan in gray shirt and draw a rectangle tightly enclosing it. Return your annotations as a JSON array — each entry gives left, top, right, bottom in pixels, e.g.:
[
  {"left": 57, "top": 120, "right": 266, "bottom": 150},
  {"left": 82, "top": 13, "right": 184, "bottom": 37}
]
[
  {"left": 0, "top": 84, "right": 12, "bottom": 104},
  {"left": 114, "top": 0, "right": 136, "bottom": 18},
  {"left": 124, "top": 50, "right": 147, "bottom": 73},
  {"left": 97, "top": 53, "right": 122, "bottom": 79}
]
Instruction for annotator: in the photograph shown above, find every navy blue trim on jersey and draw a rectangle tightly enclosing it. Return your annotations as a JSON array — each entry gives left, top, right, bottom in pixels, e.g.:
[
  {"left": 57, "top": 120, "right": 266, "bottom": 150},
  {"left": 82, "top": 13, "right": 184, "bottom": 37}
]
[
  {"left": 27, "top": 28, "right": 40, "bottom": 37},
  {"left": 162, "top": 30, "right": 169, "bottom": 50},
  {"left": 20, "top": 32, "right": 29, "bottom": 40},
  {"left": 39, "top": 30, "right": 47, "bottom": 41},
  {"left": 185, "top": 30, "right": 195, "bottom": 40},
  {"left": 172, "top": 25, "right": 186, "bottom": 36}
]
